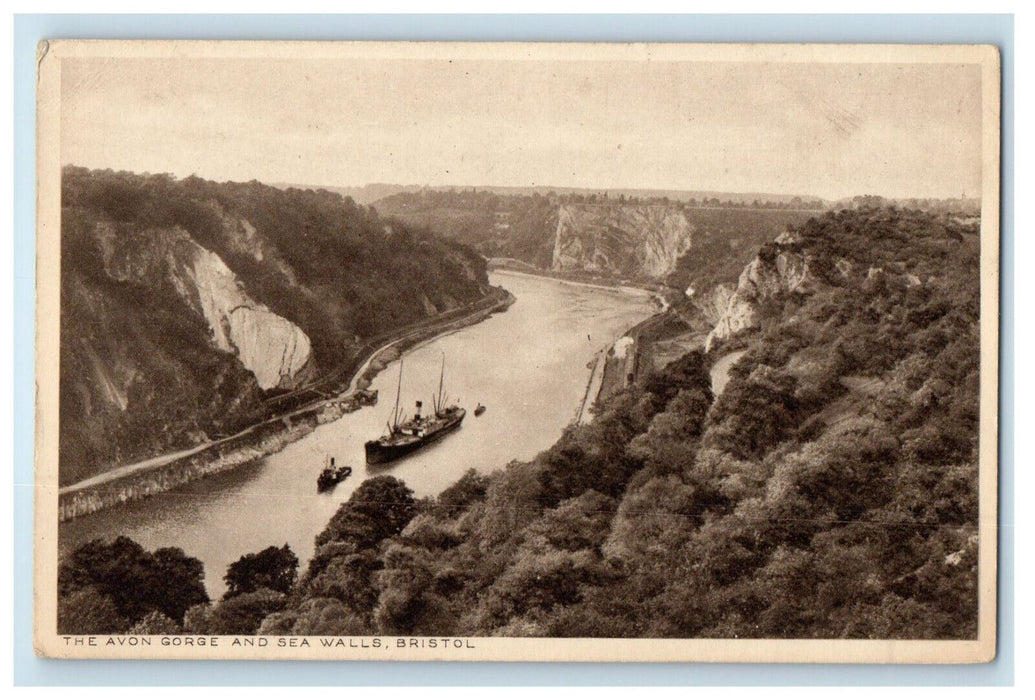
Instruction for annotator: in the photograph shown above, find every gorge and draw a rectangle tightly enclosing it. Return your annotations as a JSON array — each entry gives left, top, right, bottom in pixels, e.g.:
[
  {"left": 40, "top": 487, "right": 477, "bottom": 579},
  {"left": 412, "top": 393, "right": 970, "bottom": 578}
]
[
  {"left": 57, "top": 173, "right": 983, "bottom": 642},
  {"left": 60, "top": 168, "right": 491, "bottom": 485}
]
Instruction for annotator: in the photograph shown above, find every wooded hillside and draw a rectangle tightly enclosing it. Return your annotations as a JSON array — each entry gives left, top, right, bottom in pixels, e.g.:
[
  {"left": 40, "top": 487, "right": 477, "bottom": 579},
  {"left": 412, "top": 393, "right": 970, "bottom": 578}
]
[{"left": 60, "top": 168, "right": 490, "bottom": 483}]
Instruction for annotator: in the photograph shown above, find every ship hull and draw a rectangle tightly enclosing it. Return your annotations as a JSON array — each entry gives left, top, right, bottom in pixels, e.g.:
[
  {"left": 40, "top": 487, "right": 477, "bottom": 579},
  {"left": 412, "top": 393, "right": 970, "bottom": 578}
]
[
  {"left": 317, "top": 466, "right": 352, "bottom": 492},
  {"left": 364, "top": 410, "right": 466, "bottom": 465}
]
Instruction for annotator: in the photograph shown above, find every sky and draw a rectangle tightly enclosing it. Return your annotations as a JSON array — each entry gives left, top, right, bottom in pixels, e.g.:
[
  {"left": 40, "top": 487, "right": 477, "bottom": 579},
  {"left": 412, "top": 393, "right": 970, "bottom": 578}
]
[{"left": 60, "top": 53, "right": 985, "bottom": 201}]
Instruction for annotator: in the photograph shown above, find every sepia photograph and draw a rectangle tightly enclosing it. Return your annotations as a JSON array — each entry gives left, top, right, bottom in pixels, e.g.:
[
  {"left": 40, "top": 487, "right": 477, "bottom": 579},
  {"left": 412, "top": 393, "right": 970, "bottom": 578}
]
[{"left": 33, "top": 40, "right": 1000, "bottom": 662}]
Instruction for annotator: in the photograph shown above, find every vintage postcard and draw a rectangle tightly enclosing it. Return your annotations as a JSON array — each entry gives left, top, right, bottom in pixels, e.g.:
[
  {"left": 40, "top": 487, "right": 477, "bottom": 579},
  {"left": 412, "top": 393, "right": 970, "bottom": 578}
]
[{"left": 34, "top": 40, "right": 1000, "bottom": 662}]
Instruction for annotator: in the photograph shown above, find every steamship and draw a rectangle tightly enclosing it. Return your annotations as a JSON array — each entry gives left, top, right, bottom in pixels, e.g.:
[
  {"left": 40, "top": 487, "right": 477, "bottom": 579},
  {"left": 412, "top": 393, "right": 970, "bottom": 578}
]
[{"left": 364, "top": 355, "right": 466, "bottom": 465}]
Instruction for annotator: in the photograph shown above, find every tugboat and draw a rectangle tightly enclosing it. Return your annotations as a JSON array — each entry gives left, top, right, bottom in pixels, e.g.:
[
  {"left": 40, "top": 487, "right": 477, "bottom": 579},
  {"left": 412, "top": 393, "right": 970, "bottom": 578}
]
[
  {"left": 317, "top": 457, "right": 352, "bottom": 492},
  {"left": 364, "top": 355, "right": 466, "bottom": 465},
  {"left": 474, "top": 403, "right": 486, "bottom": 416}
]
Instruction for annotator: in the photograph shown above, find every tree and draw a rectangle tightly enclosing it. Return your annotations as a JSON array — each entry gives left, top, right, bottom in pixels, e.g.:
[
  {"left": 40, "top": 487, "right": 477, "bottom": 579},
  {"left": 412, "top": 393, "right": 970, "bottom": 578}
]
[
  {"left": 315, "top": 476, "right": 417, "bottom": 549},
  {"left": 149, "top": 547, "right": 210, "bottom": 621},
  {"left": 182, "top": 603, "right": 215, "bottom": 634},
  {"left": 603, "top": 475, "right": 699, "bottom": 562},
  {"left": 187, "top": 589, "right": 287, "bottom": 635},
  {"left": 127, "top": 611, "right": 182, "bottom": 635},
  {"left": 471, "top": 548, "right": 607, "bottom": 632},
  {"left": 643, "top": 351, "right": 713, "bottom": 411},
  {"left": 223, "top": 544, "right": 298, "bottom": 599},
  {"left": 705, "top": 365, "right": 800, "bottom": 460},
  {"left": 374, "top": 542, "right": 455, "bottom": 635},
  {"left": 437, "top": 468, "right": 491, "bottom": 517},
  {"left": 259, "top": 598, "right": 369, "bottom": 636},
  {"left": 523, "top": 490, "right": 617, "bottom": 554},
  {"left": 58, "top": 536, "right": 208, "bottom": 627},
  {"left": 57, "top": 587, "right": 127, "bottom": 635},
  {"left": 304, "top": 549, "right": 383, "bottom": 619}
]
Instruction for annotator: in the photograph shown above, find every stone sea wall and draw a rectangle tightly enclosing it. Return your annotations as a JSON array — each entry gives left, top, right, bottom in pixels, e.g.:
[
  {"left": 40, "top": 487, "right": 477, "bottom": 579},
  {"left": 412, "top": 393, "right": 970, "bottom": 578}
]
[{"left": 58, "top": 399, "right": 356, "bottom": 522}]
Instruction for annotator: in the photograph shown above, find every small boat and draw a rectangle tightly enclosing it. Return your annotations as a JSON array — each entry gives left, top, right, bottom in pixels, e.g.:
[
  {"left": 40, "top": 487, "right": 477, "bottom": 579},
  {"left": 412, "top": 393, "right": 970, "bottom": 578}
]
[
  {"left": 317, "top": 457, "right": 352, "bottom": 492},
  {"left": 364, "top": 355, "right": 466, "bottom": 465},
  {"left": 474, "top": 403, "right": 486, "bottom": 416}
]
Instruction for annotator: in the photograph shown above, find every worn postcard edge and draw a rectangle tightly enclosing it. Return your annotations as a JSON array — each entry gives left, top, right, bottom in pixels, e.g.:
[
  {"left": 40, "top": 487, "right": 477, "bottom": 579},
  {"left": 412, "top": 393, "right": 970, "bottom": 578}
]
[{"left": 32, "top": 40, "right": 1002, "bottom": 663}]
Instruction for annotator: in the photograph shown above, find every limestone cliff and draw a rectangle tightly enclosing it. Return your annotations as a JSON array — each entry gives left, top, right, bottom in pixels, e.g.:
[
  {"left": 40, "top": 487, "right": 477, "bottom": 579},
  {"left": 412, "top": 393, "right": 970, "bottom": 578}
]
[
  {"left": 94, "top": 222, "right": 311, "bottom": 390},
  {"left": 552, "top": 204, "right": 693, "bottom": 279},
  {"left": 704, "top": 231, "right": 815, "bottom": 351},
  {"left": 686, "top": 283, "right": 735, "bottom": 326}
]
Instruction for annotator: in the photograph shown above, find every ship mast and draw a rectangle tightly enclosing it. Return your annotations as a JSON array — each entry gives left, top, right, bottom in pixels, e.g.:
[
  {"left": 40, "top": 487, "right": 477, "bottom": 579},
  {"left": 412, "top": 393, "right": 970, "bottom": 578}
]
[
  {"left": 391, "top": 357, "right": 404, "bottom": 432},
  {"left": 435, "top": 353, "right": 445, "bottom": 415}
]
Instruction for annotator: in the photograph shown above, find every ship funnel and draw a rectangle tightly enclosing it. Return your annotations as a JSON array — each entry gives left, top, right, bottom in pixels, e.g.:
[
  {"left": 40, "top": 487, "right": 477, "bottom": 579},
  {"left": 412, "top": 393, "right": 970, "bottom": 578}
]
[{"left": 415, "top": 400, "right": 423, "bottom": 419}]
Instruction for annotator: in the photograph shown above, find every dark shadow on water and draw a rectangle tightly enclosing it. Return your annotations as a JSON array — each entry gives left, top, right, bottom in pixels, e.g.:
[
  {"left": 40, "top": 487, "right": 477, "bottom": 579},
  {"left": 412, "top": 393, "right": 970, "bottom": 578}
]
[
  {"left": 173, "top": 457, "right": 269, "bottom": 496},
  {"left": 58, "top": 457, "right": 270, "bottom": 553}
]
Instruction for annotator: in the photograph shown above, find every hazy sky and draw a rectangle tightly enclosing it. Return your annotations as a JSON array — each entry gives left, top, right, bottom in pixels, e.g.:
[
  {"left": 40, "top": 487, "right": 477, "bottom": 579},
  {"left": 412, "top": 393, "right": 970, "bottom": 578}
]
[{"left": 60, "top": 55, "right": 984, "bottom": 200}]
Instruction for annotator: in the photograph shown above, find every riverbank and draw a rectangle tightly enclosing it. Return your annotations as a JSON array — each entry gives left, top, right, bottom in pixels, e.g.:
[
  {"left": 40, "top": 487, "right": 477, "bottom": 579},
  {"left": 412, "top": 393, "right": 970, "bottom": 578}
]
[
  {"left": 575, "top": 345, "right": 609, "bottom": 424},
  {"left": 58, "top": 286, "right": 516, "bottom": 522},
  {"left": 571, "top": 305, "right": 734, "bottom": 425}
]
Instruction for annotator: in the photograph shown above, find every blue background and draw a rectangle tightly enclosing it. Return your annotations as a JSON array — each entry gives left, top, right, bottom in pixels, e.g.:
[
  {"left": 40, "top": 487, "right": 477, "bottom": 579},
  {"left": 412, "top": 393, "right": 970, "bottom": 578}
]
[{"left": 12, "top": 13, "right": 1014, "bottom": 686}]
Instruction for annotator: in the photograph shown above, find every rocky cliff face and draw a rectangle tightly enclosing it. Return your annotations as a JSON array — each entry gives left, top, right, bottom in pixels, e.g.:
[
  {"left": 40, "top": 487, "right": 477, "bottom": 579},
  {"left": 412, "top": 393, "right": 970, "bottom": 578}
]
[
  {"left": 704, "top": 231, "right": 815, "bottom": 351},
  {"left": 94, "top": 222, "right": 311, "bottom": 390},
  {"left": 228, "top": 308, "right": 310, "bottom": 390},
  {"left": 552, "top": 204, "right": 693, "bottom": 279},
  {"left": 686, "top": 283, "right": 735, "bottom": 326}
]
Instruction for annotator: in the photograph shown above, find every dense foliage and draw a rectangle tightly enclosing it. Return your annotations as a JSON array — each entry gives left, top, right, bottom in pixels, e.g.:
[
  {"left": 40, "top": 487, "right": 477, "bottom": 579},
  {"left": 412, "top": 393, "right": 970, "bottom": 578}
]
[
  {"left": 57, "top": 536, "right": 208, "bottom": 634},
  {"left": 224, "top": 545, "right": 299, "bottom": 599},
  {"left": 265, "top": 207, "right": 981, "bottom": 639},
  {"left": 60, "top": 167, "right": 490, "bottom": 482}
]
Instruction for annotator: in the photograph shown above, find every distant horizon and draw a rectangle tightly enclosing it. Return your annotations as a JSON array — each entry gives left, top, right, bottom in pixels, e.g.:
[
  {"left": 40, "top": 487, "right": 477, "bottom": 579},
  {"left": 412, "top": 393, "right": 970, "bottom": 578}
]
[
  {"left": 276, "top": 180, "right": 978, "bottom": 202},
  {"left": 62, "top": 163, "right": 981, "bottom": 207}
]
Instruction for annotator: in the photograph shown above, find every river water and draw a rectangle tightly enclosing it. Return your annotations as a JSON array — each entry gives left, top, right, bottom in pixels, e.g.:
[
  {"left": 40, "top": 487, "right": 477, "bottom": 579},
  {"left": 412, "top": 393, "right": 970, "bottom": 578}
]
[{"left": 59, "top": 271, "right": 657, "bottom": 596}]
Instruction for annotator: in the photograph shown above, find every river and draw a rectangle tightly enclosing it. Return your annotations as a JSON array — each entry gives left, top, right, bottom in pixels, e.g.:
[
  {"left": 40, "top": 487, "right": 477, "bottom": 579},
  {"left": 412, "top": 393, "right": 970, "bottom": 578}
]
[{"left": 58, "top": 271, "right": 657, "bottom": 597}]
